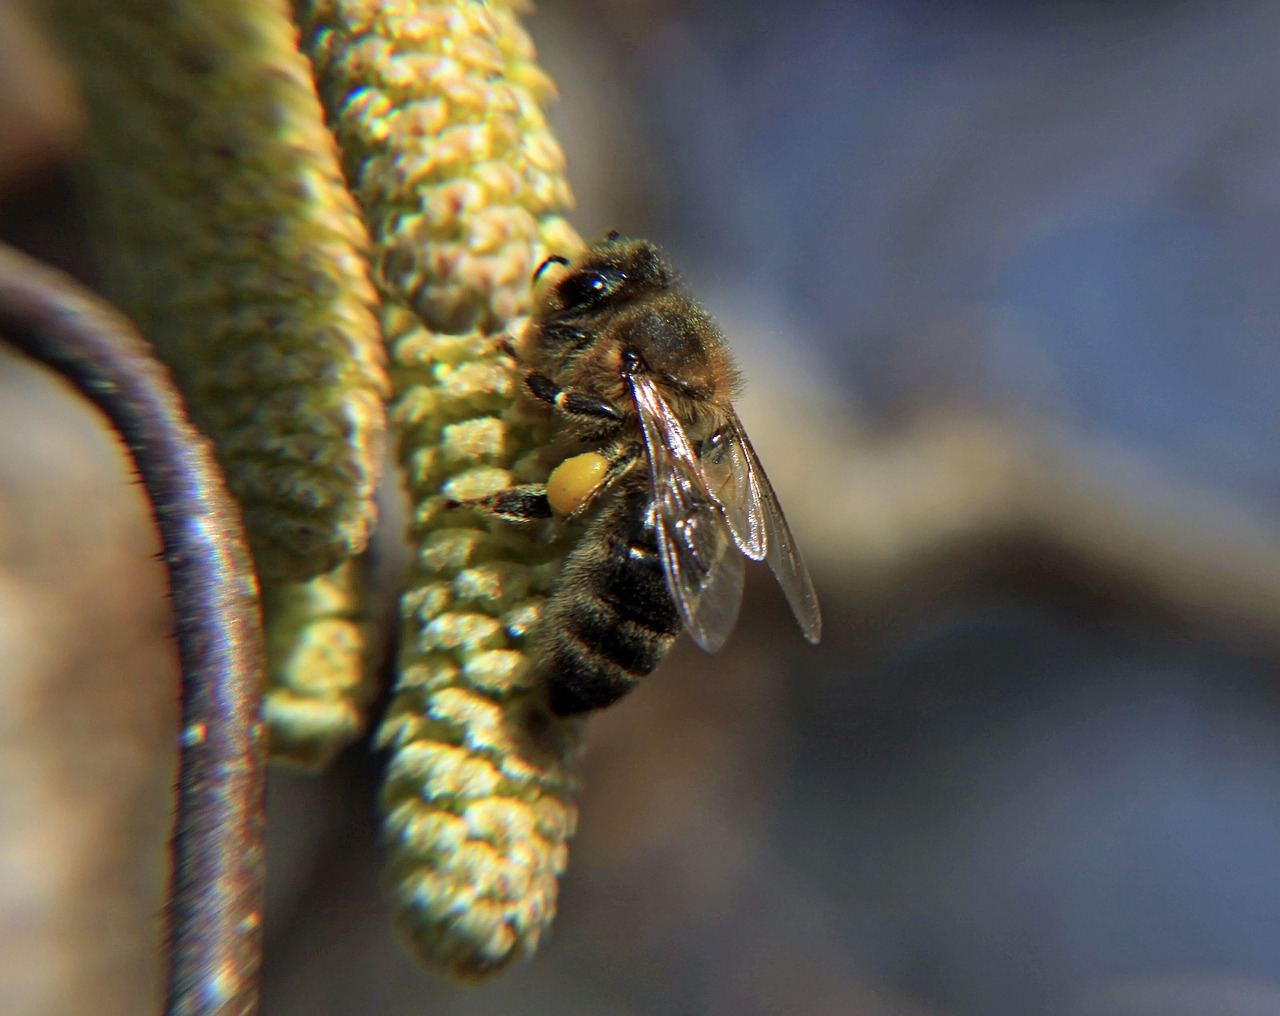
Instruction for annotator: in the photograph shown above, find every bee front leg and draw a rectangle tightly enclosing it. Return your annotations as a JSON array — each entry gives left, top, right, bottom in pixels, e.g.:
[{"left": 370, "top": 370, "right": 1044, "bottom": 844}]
[
  {"left": 524, "top": 372, "right": 624, "bottom": 427},
  {"left": 445, "top": 484, "right": 553, "bottom": 523}
]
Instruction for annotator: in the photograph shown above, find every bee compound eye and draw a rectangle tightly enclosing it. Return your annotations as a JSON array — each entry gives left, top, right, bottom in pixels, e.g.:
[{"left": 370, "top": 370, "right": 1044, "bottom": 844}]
[{"left": 557, "top": 270, "right": 614, "bottom": 311}]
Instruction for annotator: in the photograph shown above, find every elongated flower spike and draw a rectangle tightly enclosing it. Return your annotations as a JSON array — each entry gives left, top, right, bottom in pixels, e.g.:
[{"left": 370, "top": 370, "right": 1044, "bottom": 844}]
[{"left": 293, "top": 0, "right": 587, "bottom": 975}]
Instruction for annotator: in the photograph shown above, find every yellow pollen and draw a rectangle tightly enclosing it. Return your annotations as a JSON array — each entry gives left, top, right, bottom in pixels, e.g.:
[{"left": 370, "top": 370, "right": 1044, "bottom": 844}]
[{"left": 546, "top": 452, "right": 609, "bottom": 517}]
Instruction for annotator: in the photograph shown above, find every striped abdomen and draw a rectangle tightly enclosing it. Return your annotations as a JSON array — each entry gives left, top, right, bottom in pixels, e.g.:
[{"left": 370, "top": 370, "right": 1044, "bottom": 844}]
[{"left": 539, "top": 482, "right": 681, "bottom": 715}]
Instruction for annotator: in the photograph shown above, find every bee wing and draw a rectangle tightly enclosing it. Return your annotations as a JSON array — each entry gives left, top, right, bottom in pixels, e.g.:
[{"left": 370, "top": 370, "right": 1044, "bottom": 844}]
[
  {"left": 630, "top": 375, "right": 745, "bottom": 653},
  {"left": 713, "top": 408, "right": 822, "bottom": 645},
  {"left": 698, "top": 420, "right": 767, "bottom": 560}
]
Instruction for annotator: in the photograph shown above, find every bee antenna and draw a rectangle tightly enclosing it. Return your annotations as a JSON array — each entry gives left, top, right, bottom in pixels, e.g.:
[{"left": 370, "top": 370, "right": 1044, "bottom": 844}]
[{"left": 533, "top": 254, "right": 570, "bottom": 282}]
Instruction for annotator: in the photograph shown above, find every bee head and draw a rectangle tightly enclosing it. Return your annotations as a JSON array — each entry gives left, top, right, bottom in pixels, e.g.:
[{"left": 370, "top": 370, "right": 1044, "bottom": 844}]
[{"left": 537, "top": 235, "right": 674, "bottom": 320}]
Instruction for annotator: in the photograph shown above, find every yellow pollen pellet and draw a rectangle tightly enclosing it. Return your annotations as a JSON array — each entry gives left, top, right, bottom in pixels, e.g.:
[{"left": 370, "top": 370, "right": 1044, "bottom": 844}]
[{"left": 546, "top": 452, "right": 609, "bottom": 517}]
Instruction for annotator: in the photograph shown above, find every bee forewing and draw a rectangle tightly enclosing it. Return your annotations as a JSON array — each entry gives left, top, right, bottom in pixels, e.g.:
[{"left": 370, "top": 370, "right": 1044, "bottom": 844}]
[
  {"left": 727, "top": 409, "right": 823, "bottom": 644},
  {"left": 631, "top": 375, "right": 747, "bottom": 651}
]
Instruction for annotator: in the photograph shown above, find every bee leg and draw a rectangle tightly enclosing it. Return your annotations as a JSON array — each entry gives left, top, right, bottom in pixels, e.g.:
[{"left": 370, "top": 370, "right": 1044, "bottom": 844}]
[
  {"left": 525, "top": 372, "right": 624, "bottom": 427},
  {"left": 445, "top": 484, "right": 553, "bottom": 523},
  {"left": 596, "top": 441, "right": 643, "bottom": 491}
]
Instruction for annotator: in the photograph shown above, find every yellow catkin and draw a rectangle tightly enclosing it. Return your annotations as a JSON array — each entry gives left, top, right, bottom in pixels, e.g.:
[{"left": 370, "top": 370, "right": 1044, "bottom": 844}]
[
  {"left": 50, "top": 0, "right": 389, "bottom": 583},
  {"left": 49, "top": 0, "right": 390, "bottom": 762},
  {"left": 294, "top": 0, "right": 585, "bottom": 976}
]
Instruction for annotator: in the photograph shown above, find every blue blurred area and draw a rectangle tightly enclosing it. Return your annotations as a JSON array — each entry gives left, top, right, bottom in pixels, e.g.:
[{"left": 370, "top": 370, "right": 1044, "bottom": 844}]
[
  {"left": 999, "top": 210, "right": 1280, "bottom": 501},
  {"left": 787, "top": 600, "right": 1280, "bottom": 1014},
  {"left": 626, "top": 0, "right": 1280, "bottom": 502}
]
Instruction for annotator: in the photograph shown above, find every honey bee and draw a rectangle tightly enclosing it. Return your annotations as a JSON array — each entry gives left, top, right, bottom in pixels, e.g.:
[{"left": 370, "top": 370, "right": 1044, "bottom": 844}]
[{"left": 461, "top": 232, "right": 821, "bottom": 714}]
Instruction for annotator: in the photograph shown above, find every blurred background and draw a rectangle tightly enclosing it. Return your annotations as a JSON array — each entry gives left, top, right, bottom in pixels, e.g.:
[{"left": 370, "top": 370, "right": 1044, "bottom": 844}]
[{"left": 3, "top": 0, "right": 1280, "bottom": 1013}]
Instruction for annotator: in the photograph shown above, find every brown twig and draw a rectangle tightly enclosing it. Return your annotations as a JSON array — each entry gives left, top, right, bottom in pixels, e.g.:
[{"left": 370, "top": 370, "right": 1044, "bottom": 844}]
[{"left": 0, "top": 243, "right": 265, "bottom": 1016}]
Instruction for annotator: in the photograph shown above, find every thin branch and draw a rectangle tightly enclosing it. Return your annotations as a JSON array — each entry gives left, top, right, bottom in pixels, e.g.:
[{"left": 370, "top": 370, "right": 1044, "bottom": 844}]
[{"left": 0, "top": 243, "right": 266, "bottom": 1016}]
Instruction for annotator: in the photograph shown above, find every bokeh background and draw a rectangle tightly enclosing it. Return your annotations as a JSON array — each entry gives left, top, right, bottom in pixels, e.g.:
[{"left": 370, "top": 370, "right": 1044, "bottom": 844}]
[{"left": 3, "top": 1, "right": 1280, "bottom": 1014}]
